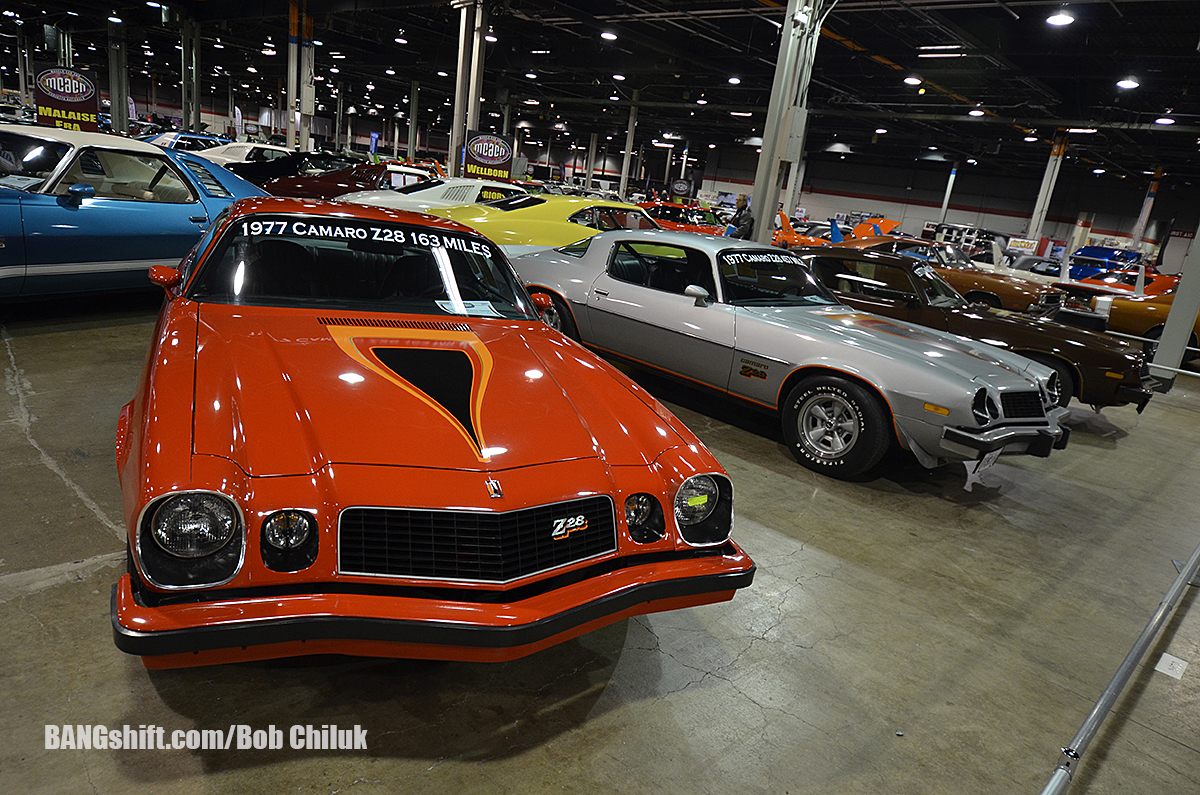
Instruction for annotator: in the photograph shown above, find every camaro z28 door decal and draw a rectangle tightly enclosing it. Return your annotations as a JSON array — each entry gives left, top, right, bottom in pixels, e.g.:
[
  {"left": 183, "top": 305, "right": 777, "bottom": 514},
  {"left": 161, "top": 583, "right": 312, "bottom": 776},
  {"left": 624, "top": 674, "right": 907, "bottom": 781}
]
[{"left": 324, "top": 321, "right": 495, "bottom": 461}]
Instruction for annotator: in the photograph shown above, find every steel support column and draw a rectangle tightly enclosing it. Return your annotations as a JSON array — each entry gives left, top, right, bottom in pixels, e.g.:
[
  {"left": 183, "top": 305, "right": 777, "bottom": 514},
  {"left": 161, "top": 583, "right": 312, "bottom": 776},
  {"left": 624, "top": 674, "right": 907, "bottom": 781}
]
[
  {"left": 585, "top": 132, "right": 598, "bottom": 189},
  {"left": 618, "top": 90, "right": 639, "bottom": 199},
  {"left": 938, "top": 164, "right": 959, "bottom": 224},
  {"left": 180, "top": 19, "right": 201, "bottom": 133},
  {"left": 1150, "top": 218, "right": 1200, "bottom": 384},
  {"left": 334, "top": 82, "right": 343, "bottom": 149},
  {"left": 407, "top": 81, "right": 419, "bottom": 161},
  {"left": 286, "top": 0, "right": 299, "bottom": 147},
  {"left": 750, "top": 0, "right": 824, "bottom": 245},
  {"left": 299, "top": 12, "right": 314, "bottom": 151},
  {"left": 783, "top": 155, "right": 806, "bottom": 220},
  {"left": 1027, "top": 134, "right": 1067, "bottom": 240},
  {"left": 107, "top": 22, "right": 129, "bottom": 134},
  {"left": 448, "top": 0, "right": 478, "bottom": 177},
  {"left": 1130, "top": 167, "right": 1163, "bottom": 251},
  {"left": 466, "top": 3, "right": 487, "bottom": 134},
  {"left": 56, "top": 28, "right": 73, "bottom": 67}
]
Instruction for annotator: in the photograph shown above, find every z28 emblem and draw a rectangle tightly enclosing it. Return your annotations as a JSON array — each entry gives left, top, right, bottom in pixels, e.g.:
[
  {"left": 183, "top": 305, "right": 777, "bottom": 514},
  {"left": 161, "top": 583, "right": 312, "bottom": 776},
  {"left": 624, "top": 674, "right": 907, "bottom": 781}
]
[
  {"left": 551, "top": 515, "right": 588, "bottom": 539},
  {"left": 739, "top": 364, "right": 768, "bottom": 380}
]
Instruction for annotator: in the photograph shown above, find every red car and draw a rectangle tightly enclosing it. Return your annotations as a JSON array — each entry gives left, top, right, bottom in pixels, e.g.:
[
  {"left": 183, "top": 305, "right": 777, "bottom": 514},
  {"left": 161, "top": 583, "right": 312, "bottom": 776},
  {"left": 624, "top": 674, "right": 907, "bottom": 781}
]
[
  {"left": 638, "top": 201, "right": 725, "bottom": 235},
  {"left": 111, "top": 197, "right": 754, "bottom": 669},
  {"left": 264, "top": 162, "right": 429, "bottom": 200}
]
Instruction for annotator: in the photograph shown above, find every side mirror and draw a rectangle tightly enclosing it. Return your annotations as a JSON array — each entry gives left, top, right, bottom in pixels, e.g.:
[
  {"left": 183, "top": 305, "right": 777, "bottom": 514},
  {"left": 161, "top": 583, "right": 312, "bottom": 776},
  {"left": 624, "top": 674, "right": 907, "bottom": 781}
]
[
  {"left": 684, "top": 284, "right": 711, "bottom": 307},
  {"left": 529, "top": 292, "right": 553, "bottom": 311},
  {"left": 64, "top": 183, "right": 95, "bottom": 204},
  {"left": 148, "top": 264, "right": 183, "bottom": 290}
]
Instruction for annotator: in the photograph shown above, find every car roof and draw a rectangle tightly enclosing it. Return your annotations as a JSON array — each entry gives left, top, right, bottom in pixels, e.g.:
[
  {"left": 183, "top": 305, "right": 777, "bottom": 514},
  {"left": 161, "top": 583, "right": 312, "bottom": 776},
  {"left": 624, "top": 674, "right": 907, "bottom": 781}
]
[
  {"left": 224, "top": 195, "right": 487, "bottom": 236},
  {"left": 582, "top": 227, "right": 792, "bottom": 253},
  {"left": 0, "top": 122, "right": 163, "bottom": 153}
]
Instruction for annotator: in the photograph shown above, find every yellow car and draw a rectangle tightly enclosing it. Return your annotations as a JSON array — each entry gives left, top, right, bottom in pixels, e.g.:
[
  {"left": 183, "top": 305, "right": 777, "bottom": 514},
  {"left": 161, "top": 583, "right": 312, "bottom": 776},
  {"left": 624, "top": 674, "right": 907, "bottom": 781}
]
[{"left": 430, "top": 195, "right": 660, "bottom": 257}]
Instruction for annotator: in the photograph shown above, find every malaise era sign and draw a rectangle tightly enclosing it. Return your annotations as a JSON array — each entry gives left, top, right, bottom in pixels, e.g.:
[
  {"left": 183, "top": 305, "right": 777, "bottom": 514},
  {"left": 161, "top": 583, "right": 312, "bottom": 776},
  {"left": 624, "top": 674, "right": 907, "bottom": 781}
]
[{"left": 35, "top": 64, "right": 100, "bottom": 132}]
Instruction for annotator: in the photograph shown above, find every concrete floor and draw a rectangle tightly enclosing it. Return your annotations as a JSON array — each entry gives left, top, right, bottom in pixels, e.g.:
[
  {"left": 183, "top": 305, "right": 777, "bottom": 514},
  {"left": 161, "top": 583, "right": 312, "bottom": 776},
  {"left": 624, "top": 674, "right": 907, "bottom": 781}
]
[{"left": 2, "top": 292, "right": 1199, "bottom": 795}]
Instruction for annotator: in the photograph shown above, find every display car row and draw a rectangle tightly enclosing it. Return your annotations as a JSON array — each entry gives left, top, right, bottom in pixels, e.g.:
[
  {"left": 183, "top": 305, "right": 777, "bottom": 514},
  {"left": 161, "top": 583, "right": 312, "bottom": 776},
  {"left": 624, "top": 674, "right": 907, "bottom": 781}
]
[{"left": 0, "top": 124, "right": 1176, "bottom": 671}]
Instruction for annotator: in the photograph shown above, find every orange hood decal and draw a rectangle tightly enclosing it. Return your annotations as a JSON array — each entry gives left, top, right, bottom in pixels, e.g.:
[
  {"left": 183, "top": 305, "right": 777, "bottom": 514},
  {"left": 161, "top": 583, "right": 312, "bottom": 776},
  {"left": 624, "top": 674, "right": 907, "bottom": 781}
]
[{"left": 326, "top": 321, "right": 494, "bottom": 461}]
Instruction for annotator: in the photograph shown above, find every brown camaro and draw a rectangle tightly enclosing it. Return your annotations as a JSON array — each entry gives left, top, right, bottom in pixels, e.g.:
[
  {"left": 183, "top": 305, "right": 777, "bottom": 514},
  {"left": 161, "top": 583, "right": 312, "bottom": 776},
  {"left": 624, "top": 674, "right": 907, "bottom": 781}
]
[
  {"left": 797, "top": 246, "right": 1152, "bottom": 410},
  {"left": 837, "top": 236, "right": 1066, "bottom": 316}
]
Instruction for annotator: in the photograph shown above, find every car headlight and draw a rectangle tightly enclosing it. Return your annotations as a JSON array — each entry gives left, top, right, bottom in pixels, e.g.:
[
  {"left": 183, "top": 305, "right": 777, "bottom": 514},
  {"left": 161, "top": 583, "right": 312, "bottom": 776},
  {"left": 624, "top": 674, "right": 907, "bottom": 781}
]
[
  {"left": 263, "top": 510, "right": 315, "bottom": 549},
  {"left": 1042, "top": 372, "right": 1060, "bottom": 408},
  {"left": 625, "top": 493, "right": 666, "bottom": 543},
  {"left": 151, "top": 493, "right": 237, "bottom": 558},
  {"left": 971, "top": 388, "right": 999, "bottom": 425},
  {"left": 673, "top": 474, "right": 734, "bottom": 547},
  {"left": 674, "top": 475, "right": 718, "bottom": 526}
]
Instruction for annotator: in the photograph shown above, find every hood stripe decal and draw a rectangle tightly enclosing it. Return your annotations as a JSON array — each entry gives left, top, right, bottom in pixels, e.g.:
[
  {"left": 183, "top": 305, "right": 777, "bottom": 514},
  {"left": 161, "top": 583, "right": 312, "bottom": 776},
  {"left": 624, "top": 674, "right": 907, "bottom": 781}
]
[
  {"left": 325, "top": 323, "right": 494, "bottom": 461},
  {"left": 318, "top": 316, "right": 471, "bottom": 332}
]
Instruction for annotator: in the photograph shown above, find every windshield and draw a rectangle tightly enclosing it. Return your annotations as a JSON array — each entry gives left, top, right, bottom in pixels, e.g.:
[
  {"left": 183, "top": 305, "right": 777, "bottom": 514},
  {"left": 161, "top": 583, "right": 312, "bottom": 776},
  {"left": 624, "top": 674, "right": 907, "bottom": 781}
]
[
  {"left": 909, "top": 261, "right": 966, "bottom": 307},
  {"left": 0, "top": 131, "right": 72, "bottom": 191},
  {"left": 718, "top": 249, "right": 839, "bottom": 307},
  {"left": 188, "top": 215, "right": 538, "bottom": 320},
  {"left": 892, "top": 241, "right": 973, "bottom": 268}
]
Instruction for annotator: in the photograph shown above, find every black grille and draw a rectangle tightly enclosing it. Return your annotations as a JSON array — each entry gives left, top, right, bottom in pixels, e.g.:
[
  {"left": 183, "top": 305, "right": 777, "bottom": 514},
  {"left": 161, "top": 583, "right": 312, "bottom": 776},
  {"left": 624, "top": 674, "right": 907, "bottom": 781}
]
[
  {"left": 339, "top": 496, "right": 617, "bottom": 582},
  {"left": 1001, "top": 391, "right": 1045, "bottom": 419}
]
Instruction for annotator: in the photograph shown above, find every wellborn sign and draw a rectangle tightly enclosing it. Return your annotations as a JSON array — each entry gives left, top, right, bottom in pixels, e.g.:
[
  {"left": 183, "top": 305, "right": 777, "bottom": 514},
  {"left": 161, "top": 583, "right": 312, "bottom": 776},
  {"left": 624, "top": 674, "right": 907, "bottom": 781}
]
[{"left": 462, "top": 131, "right": 515, "bottom": 181}]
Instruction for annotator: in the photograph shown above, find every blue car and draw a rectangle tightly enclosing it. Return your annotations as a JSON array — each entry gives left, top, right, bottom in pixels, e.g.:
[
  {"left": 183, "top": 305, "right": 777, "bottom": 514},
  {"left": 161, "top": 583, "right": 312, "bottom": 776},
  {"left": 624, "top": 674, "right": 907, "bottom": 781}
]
[
  {"left": 1066, "top": 245, "right": 1144, "bottom": 280},
  {"left": 0, "top": 124, "right": 264, "bottom": 298}
]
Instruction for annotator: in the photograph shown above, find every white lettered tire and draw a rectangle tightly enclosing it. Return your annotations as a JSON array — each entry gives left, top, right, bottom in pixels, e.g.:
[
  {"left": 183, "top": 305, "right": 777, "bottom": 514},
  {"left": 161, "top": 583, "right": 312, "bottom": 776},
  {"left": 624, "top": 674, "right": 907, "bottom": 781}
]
[{"left": 782, "top": 376, "right": 891, "bottom": 478}]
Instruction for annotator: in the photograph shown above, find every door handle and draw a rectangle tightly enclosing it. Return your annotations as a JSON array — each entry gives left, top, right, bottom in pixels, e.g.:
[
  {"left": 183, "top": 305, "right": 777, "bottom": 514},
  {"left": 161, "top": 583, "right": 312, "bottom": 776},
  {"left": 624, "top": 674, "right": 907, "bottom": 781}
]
[
  {"left": 594, "top": 289, "right": 609, "bottom": 297},
  {"left": 189, "top": 216, "right": 208, "bottom": 223}
]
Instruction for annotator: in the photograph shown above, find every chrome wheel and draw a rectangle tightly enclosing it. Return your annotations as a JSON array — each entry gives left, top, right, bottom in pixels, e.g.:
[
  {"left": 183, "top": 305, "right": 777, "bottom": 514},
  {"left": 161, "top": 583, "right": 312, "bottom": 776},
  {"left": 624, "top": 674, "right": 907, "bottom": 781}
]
[
  {"left": 798, "top": 393, "right": 860, "bottom": 460},
  {"left": 540, "top": 304, "right": 564, "bottom": 332}
]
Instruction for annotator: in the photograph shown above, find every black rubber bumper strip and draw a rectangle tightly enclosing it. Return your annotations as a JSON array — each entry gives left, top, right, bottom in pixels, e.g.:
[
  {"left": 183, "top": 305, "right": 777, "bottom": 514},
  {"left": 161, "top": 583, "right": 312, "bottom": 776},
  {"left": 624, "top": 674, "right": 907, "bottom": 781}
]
[
  {"left": 112, "top": 565, "right": 756, "bottom": 657},
  {"left": 942, "top": 425, "right": 1067, "bottom": 457}
]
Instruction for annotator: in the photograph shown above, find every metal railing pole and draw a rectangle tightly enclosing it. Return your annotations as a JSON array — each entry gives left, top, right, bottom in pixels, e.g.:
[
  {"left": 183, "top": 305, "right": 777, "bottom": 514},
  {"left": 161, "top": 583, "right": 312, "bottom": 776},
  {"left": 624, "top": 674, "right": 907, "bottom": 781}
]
[{"left": 1039, "top": 538, "right": 1200, "bottom": 795}]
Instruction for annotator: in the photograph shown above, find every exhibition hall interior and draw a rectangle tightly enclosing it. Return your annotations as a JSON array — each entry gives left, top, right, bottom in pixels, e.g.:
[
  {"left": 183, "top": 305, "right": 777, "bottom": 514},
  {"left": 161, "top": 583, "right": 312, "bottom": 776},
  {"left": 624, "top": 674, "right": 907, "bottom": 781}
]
[{"left": 2, "top": 1, "right": 1199, "bottom": 793}]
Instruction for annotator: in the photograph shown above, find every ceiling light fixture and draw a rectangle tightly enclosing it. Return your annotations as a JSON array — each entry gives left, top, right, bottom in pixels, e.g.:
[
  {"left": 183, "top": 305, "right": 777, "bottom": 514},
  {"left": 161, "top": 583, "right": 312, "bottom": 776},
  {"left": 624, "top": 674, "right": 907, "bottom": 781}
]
[
  {"left": 1066, "top": 127, "right": 1096, "bottom": 133},
  {"left": 1155, "top": 116, "right": 1175, "bottom": 125},
  {"left": 394, "top": 37, "right": 407, "bottom": 45},
  {"left": 708, "top": 143, "right": 716, "bottom": 149},
  {"left": 609, "top": 94, "right": 619, "bottom": 100},
  {"left": 728, "top": 77, "right": 741, "bottom": 85},
  {"left": 1024, "top": 135, "right": 1038, "bottom": 142},
  {"left": 437, "top": 71, "right": 448, "bottom": 77},
  {"left": 730, "top": 111, "right": 753, "bottom": 117},
  {"left": 967, "top": 158, "right": 978, "bottom": 164},
  {"left": 1116, "top": 78, "right": 1139, "bottom": 89},
  {"left": 1093, "top": 168, "right": 1105, "bottom": 174},
  {"left": 601, "top": 31, "right": 617, "bottom": 41},
  {"left": 107, "top": 13, "right": 123, "bottom": 23},
  {"left": 526, "top": 72, "right": 537, "bottom": 79},
  {"left": 968, "top": 109, "right": 985, "bottom": 116},
  {"left": 918, "top": 44, "right": 962, "bottom": 50},
  {"left": 697, "top": 98, "right": 707, "bottom": 105},
  {"left": 918, "top": 53, "right": 965, "bottom": 59},
  {"left": 903, "top": 76, "right": 922, "bottom": 86},
  {"left": 385, "top": 69, "right": 395, "bottom": 75},
  {"left": 1046, "top": 8, "right": 1074, "bottom": 25},
  {"left": 613, "top": 74, "right": 626, "bottom": 81},
  {"left": 875, "top": 128, "right": 888, "bottom": 134},
  {"left": 484, "top": 28, "right": 497, "bottom": 43}
]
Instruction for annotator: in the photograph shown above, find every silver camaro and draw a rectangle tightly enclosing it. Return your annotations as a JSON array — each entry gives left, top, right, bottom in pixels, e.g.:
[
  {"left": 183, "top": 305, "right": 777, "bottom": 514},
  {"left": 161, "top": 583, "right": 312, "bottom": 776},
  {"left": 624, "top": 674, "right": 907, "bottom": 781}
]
[{"left": 511, "top": 229, "right": 1070, "bottom": 479}]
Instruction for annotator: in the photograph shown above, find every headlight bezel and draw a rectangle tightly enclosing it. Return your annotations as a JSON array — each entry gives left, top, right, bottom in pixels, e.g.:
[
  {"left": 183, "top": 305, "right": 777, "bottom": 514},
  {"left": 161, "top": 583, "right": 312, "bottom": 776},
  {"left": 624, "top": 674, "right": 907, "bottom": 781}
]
[
  {"left": 972, "top": 387, "right": 1000, "bottom": 425},
  {"left": 673, "top": 473, "right": 734, "bottom": 547},
  {"left": 624, "top": 492, "right": 667, "bottom": 544},
  {"left": 134, "top": 490, "right": 246, "bottom": 590},
  {"left": 261, "top": 509, "right": 321, "bottom": 572}
]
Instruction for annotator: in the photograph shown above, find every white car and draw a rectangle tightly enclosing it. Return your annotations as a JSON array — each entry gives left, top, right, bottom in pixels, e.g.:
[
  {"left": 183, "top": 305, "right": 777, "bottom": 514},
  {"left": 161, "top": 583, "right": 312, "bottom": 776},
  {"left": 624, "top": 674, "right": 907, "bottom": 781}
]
[
  {"left": 197, "top": 142, "right": 293, "bottom": 166},
  {"left": 336, "top": 177, "right": 527, "bottom": 213}
]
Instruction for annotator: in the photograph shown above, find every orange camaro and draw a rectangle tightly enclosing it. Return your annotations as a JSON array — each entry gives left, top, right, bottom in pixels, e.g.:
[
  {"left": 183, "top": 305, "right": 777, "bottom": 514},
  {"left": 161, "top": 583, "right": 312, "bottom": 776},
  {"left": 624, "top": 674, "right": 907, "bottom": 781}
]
[{"left": 111, "top": 197, "right": 754, "bottom": 669}]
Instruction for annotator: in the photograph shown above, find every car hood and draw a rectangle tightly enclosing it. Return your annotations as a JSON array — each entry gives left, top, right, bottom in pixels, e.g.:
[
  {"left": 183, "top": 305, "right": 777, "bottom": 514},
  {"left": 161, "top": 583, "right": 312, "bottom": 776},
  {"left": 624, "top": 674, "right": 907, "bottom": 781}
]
[
  {"left": 193, "top": 306, "right": 684, "bottom": 476},
  {"left": 742, "top": 304, "right": 1042, "bottom": 384},
  {"left": 947, "top": 306, "right": 1138, "bottom": 358},
  {"left": 337, "top": 190, "right": 450, "bottom": 212}
]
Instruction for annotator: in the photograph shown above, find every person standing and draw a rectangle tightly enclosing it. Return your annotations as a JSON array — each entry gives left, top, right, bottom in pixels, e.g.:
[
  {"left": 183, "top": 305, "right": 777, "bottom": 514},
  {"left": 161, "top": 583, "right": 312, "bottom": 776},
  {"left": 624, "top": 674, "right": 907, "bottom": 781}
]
[{"left": 729, "top": 193, "right": 753, "bottom": 239}]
